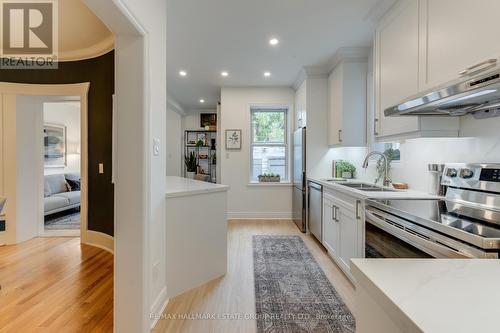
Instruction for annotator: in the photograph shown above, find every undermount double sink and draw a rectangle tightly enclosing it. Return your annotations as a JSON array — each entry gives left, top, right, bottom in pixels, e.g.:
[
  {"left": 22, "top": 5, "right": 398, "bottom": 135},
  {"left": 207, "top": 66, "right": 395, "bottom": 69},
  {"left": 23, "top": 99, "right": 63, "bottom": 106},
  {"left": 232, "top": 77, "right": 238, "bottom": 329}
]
[{"left": 325, "top": 180, "right": 398, "bottom": 192}]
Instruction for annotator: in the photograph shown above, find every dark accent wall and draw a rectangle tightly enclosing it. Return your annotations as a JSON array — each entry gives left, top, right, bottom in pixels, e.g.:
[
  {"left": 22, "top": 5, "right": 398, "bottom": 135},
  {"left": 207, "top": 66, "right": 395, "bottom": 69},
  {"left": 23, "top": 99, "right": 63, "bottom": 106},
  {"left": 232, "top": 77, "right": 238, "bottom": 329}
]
[{"left": 1, "top": 51, "right": 115, "bottom": 236}]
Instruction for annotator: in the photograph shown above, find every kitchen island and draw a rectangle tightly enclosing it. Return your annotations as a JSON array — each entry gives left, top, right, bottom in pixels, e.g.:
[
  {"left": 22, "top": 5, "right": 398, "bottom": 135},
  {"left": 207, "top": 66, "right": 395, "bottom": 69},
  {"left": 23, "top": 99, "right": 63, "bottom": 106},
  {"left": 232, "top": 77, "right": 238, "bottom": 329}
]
[
  {"left": 351, "top": 259, "right": 500, "bottom": 333},
  {"left": 166, "top": 176, "right": 229, "bottom": 298}
]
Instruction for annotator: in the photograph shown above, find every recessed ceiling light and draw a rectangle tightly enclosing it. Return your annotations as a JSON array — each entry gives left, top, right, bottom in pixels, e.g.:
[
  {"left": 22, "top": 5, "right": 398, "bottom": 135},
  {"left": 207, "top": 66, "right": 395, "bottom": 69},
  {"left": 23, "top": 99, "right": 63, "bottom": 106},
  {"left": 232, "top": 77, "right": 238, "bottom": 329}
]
[
  {"left": 179, "top": 70, "right": 187, "bottom": 77},
  {"left": 199, "top": 99, "right": 205, "bottom": 103},
  {"left": 221, "top": 71, "right": 229, "bottom": 77},
  {"left": 269, "top": 38, "right": 279, "bottom": 46},
  {"left": 264, "top": 71, "right": 271, "bottom": 77}
]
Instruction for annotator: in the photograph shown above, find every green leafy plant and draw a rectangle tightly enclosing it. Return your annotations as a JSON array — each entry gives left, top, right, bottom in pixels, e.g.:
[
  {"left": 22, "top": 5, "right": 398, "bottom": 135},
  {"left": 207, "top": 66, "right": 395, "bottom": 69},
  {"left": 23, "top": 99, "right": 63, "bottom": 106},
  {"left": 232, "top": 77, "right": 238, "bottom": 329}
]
[
  {"left": 184, "top": 151, "right": 197, "bottom": 172},
  {"left": 195, "top": 139, "right": 205, "bottom": 148},
  {"left": 375, "top": 148, "right": 400, "bottom": 184},
  {"left": 336, "top": 160, "right": 356, "bottom": 178},
  {"left": 258, "top": 173, "right": 281, "bottom": 182}
]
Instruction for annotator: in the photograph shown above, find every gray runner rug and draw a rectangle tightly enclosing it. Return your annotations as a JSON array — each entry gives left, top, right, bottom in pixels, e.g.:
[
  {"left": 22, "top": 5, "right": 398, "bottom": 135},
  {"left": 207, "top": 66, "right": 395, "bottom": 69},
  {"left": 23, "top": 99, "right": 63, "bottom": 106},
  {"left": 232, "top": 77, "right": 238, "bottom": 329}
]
[{"left": 253, "top": 235, "right": 355, "bottom": 333}]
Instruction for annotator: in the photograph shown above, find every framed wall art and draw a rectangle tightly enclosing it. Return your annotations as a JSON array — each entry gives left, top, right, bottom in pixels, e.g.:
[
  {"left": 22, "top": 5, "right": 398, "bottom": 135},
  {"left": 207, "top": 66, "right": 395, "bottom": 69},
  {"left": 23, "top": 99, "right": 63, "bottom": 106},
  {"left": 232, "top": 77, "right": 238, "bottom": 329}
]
[{"left": 225, "top": 129, "right": 242, "bottom": 150}]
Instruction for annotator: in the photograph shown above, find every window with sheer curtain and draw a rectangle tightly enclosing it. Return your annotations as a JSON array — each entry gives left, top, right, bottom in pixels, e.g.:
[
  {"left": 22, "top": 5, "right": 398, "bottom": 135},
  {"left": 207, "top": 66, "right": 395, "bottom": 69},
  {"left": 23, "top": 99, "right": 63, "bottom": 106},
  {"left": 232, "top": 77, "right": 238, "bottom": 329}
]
[{"left": 250, "top": 108, "right": 288, "bottom": 182}]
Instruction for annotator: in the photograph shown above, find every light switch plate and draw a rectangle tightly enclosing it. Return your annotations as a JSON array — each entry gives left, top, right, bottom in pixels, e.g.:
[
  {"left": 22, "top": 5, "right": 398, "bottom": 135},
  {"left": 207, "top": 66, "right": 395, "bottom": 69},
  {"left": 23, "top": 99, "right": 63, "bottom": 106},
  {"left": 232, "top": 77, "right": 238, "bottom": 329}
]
[
  {"left": 153, "top": 138, "right": 160, "bottom": 156},
  {"left": 99, "top": 163, "right": 104, "bottom": 174}
]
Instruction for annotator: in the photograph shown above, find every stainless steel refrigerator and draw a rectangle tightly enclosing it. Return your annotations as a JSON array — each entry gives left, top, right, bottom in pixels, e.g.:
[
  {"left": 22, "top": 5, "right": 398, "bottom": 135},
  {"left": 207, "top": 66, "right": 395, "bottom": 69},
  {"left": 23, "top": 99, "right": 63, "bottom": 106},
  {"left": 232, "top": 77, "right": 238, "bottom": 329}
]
[{"left": 293, "top": 127, "right": 306, "bottom": 233}]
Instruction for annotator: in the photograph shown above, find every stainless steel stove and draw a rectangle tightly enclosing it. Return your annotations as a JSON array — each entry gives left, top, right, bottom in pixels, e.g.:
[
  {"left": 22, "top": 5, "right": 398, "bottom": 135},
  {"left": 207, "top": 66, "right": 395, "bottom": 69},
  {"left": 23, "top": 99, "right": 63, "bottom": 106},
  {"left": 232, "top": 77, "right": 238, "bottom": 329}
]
[{"left": 365, "top": 163, "right": 500, "bottom": 259}]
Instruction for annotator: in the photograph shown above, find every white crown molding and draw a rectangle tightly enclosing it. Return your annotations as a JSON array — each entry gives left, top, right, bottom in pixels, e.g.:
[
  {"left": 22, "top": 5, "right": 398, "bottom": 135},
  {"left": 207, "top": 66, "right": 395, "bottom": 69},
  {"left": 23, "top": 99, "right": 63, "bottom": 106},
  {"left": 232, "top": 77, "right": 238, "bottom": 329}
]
[
  {"left": 326, "top": 47, "right": 371, "bottom": 73},
  {"left": 57, "top": 35, "right": 115, "bottom": 62},
  {"left": 364, "top": 0, "right": 398, "bottom": 23},
  {"left": 167, "top": 95, "right": 186, "bottom": 116},
  {"left": 293, "top": 65, "right": 329, "bottom": 90}
]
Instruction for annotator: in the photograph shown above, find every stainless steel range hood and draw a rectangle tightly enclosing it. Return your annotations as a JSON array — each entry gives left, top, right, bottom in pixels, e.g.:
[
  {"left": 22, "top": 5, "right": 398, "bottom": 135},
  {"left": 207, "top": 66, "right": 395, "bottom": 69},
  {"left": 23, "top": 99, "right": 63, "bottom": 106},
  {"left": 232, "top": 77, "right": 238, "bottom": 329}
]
[{"left": 385, "top": 60, "right": 500, "bottom": 119}]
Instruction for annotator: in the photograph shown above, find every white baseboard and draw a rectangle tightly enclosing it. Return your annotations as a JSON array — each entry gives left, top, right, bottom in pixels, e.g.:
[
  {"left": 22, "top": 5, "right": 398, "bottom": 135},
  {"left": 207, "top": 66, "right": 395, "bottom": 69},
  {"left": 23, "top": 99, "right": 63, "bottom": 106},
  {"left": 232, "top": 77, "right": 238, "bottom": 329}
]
[
  {"left": 227, "top": 212, "right": 293, "bottom": 219},
  {"left": 150, "top": 286, "right": 168, "bottom": 329},
  {"left": 81, "top": 230, "right": 114, "bottom": 254}
]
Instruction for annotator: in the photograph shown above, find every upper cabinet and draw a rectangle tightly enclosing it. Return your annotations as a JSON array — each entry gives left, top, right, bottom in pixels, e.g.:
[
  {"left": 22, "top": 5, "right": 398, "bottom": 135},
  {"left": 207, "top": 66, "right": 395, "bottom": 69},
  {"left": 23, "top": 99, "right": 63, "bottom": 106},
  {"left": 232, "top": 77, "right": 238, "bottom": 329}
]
[
  {"left": 374, "top": 0, "right": 459, "bottom": 140},
  {"left": 328, "top": 59, "right": 367, "bottom": 147},
  {"left": 422, "top": 0, "right": 500, "bottom": 89}
]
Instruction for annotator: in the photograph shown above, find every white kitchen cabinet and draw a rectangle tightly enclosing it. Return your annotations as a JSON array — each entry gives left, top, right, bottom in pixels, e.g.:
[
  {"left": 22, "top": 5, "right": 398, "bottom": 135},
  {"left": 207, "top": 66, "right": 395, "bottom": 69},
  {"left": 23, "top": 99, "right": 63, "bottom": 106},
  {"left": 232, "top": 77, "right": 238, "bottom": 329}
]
[
  {"left": 322, "top": 189, "right": 363, "bottom": 281},
  {"left": 328, "top": 60, "right": 367, "bottom": 147},
  {"left": 336, "top": 198, "right": 361, "bottom": 274},
  {"left": 322, "top": 194, "right": 339, "bottom": 258},
  {"left": 421, "top": 0, "right": 500, "bottom": 90},
  {"left": 374, "top": 0, "right": 459, "bottom": 140}
]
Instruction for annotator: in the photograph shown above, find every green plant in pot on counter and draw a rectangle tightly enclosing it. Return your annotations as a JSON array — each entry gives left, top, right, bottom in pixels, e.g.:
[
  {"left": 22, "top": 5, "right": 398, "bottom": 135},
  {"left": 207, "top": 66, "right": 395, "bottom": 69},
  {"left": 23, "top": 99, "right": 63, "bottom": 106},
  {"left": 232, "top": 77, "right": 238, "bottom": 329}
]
[
  {"left": 336, "top": 160, "right": 356, "bottom": 179},
  {"left": 375, "top": 148, "right": 399, "bottom": 185},
  {"left": 184, "top": 151, "right": 197, "bottom": 179}
]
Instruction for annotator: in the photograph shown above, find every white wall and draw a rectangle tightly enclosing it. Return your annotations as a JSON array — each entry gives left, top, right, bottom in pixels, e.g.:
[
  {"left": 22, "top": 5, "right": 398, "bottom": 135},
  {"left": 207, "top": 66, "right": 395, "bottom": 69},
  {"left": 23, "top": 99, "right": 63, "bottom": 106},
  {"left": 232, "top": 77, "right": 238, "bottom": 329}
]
[
  {"left": 182, "top": 109, "right": 216, "bottom": 130},
  {"left": 84, "top": 0, "right": 167, "bottom": 331},
  {"left": 322, "top": 115, "right": 500, "bottom": 194},
  {"left": 43, "top": 101, "right": 81, "bottom": 175},
  {"left": 15, "top": 96, "right": 44, "bottom": 243},
  {"left": 166, "top": 107, "right": 182, "bottom": 176},
  {"left": 220, "top": 87, "right": 294, "bottom": 218}
]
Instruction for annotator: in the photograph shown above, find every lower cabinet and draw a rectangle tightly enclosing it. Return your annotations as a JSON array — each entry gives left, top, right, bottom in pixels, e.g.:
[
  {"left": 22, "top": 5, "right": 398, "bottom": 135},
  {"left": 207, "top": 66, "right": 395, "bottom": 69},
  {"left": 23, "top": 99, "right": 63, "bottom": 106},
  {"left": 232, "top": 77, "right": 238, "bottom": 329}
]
[
  {"left": 322, "top": 189, "right": 363, "bottom": 281},
  {"left": 323, "top": 195, "right": 339, "bottom": 257}
]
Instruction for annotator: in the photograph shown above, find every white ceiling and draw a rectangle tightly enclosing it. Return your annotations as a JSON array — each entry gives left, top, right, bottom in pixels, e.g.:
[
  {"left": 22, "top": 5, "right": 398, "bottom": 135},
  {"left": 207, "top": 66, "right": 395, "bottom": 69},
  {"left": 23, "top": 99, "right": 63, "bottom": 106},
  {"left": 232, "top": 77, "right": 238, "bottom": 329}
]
[{"left": 167, "top": 0, "right": 389, "bottom": 112}]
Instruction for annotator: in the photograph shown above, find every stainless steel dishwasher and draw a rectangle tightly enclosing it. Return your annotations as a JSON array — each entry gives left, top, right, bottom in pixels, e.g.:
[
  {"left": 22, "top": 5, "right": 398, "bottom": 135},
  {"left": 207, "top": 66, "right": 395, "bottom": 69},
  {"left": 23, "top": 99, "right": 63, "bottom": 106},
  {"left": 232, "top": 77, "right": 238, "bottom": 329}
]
[{"left": 308, "top": 181, "right": 323, "bottom": 242}]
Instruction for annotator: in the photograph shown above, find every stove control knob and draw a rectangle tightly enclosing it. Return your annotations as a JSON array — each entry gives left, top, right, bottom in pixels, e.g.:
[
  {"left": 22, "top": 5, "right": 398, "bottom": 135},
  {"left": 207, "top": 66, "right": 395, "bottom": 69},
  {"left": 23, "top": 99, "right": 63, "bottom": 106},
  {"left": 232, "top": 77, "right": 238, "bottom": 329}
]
[
  {"left": 460, "top": 168, "right": 474, "bottom": 179},
  {"left": 446, "top": 168, "right": 458, "bottom": 178}
]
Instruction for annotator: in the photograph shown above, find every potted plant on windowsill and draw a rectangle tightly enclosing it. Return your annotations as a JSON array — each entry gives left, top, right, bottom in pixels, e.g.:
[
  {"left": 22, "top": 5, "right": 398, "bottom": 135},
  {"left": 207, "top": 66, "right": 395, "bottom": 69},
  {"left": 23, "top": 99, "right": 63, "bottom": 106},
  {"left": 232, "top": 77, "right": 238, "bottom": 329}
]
[
  {"left": 184, "top": 151, "right": 197, "bottom": 179},
  {"left": 258, "top": 173, "right": 281, "bottom": 183}
]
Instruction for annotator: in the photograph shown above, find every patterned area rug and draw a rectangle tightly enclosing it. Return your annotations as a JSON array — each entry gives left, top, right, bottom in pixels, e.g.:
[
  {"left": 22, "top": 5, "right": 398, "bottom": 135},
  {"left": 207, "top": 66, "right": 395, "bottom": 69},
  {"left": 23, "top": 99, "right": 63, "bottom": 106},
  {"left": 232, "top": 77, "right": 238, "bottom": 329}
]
[
  {"left": 45, "top": 209, "right": 80, "bottom": 230},
  {"left": 253, "top": 235, "right": 355, "bottom": 333}
]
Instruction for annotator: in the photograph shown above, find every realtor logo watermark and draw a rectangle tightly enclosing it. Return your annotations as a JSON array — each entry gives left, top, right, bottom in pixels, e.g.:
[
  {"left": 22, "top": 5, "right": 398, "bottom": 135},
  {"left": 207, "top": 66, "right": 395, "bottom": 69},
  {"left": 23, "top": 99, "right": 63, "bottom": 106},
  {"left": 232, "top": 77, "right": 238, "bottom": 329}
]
[{"left": 1, "top": 0, "right": 58, "bottom": 69}]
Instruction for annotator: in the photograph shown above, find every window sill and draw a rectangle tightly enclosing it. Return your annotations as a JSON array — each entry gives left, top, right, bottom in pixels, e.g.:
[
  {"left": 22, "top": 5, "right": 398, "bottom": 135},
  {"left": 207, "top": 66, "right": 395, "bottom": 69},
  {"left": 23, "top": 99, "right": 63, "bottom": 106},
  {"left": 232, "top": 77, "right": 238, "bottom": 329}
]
[{"left": 247, "top": 182, "right": 293, "bottom": 187}]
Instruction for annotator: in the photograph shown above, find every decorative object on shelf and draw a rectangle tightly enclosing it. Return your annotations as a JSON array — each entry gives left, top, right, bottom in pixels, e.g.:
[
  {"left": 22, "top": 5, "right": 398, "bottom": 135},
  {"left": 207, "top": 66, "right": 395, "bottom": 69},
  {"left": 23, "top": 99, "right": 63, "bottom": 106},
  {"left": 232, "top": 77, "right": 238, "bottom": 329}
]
[
  {"left": 225, "top": 129, "right": 241, "bottom": 149},
  {"left": 211, "top": 138, "right": 216, "bottom": 150},
  {"left": 211, "top": 152, "right": 216, "bottom": 165},
  {"left": 196, "top": 139, "right": 205, "bottom": 148},
  {"left": 44, "top": 123, "right": 67, "bottom": 168},
  {"left": 375, "top": 148, "right": 398, "bottom": 185},
  {"left": 199, "top": 154, "right": 208, "bottom": 159},
  {"left": 196, "top": 133, "right": 206, "bottom": 144},
  {"left": 187, "top": 131, "right": 197, "bottom": 144},
  {"left": 258, "top": 173, "right": 281, "bottom": 183},
  {"left": 200, "top": 113, "right": 217, "bottom": 129},
  {"left": 335, "top": 160, "right": 356, "bottom": 179},
  {"left": 184, "top": 151, "right": 197, "bottom": 179}
]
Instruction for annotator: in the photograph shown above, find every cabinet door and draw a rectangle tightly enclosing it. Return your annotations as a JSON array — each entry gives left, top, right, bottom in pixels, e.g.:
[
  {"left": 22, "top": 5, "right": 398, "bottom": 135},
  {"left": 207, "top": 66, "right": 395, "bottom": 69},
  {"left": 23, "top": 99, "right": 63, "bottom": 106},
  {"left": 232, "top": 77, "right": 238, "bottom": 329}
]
[
  {"left": 375, "top": 0, "right": 419, "bottom": 138},
  {"left": 422, "top": 0, "right": 500, "bottom": 89},
  {"left": 336, "top": 201, "right": 360, "bottom": 272},
  {"left": 327, "top": 64, "right": 343, "bottom": 146},
  {"left": 322, "top": 197, "right": 339, "bottom": 257}
]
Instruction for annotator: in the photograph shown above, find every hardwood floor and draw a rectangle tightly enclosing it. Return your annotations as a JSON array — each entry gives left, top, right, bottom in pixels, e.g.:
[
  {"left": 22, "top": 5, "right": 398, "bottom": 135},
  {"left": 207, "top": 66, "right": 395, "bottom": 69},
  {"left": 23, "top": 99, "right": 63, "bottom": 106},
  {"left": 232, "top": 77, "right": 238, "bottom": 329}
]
[
  {"left": 0, "top": 237, "right": 113, "bottom": 333},
  {"left": 153, "top": 219, "right": 355, "bottom": 333}
]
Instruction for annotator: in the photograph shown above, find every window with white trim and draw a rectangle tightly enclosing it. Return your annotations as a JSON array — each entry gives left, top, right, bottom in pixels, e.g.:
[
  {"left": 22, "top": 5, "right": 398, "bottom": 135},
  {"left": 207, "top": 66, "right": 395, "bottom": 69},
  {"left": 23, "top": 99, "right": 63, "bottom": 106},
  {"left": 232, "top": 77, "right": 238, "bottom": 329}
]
[{"left": 250, "top": 108, "right": 288, "bottom": 182}]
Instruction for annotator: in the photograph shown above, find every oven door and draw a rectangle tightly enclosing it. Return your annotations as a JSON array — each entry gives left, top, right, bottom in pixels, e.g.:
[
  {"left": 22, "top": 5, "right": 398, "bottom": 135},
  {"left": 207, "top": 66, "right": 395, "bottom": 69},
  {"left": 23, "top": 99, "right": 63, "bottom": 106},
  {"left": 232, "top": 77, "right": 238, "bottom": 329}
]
[{"left": 365, "top": 207, "right": 495, "bottom": 259}]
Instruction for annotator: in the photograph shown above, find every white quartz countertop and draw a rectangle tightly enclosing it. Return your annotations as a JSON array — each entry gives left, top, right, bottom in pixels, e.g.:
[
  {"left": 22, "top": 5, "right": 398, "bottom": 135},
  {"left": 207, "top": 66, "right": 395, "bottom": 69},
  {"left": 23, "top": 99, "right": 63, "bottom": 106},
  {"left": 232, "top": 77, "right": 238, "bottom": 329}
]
[
  {"left": 307, "top": 177, "right": 438, "bottom": 200},
  {"left": 166, "top": 176, "right": 229, "bottom": 198},
  {"left": 351, "top": 259, "right": 500, "bottom": 333}
]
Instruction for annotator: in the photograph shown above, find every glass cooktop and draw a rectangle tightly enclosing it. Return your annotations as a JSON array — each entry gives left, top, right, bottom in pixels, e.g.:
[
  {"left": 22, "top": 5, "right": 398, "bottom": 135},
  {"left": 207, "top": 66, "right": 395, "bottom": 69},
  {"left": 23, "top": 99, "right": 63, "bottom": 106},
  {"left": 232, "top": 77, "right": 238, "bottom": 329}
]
[{"left": 368, "top": 199, "right": 500, "bottom": 240}]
